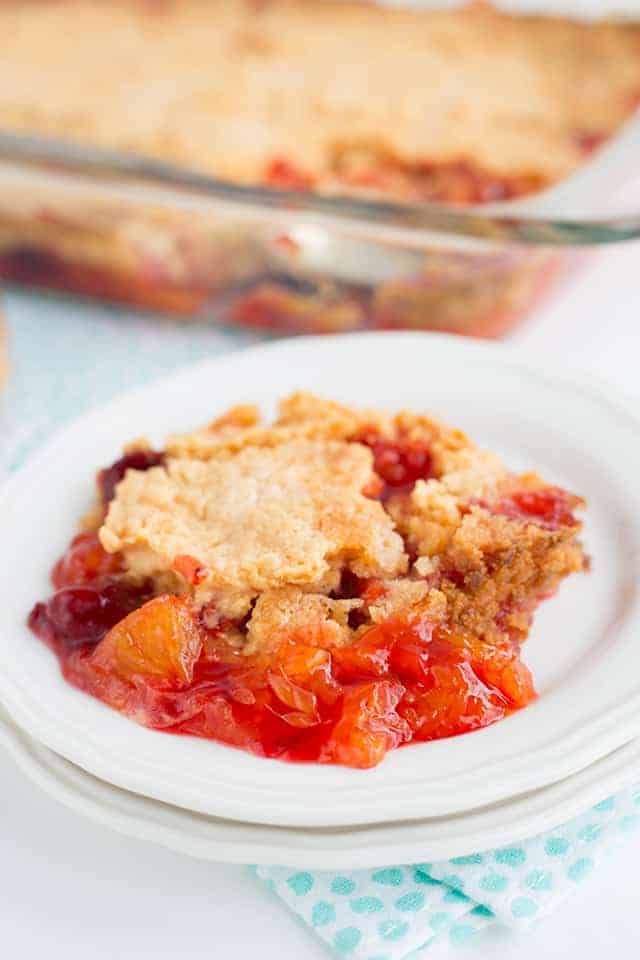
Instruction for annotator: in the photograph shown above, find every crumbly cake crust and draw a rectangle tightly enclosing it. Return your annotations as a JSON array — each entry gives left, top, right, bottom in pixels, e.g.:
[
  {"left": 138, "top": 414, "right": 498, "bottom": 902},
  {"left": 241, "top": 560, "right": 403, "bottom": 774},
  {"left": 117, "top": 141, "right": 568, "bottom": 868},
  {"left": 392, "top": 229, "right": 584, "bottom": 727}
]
[
  {"left": 245, "top": 588, "right": 362, "bottom": 655},
  {"left": 0, "top": 0, "right": 639, "bottom": 193},
  {"left": 101, "top": 435, "right": 407, "bottom": 618},
  {"left": 164, "top": 393, "right": 380, "bottom": 460},
  {"left": 100, "top": 392, "right": 586, "bottom": 652}
]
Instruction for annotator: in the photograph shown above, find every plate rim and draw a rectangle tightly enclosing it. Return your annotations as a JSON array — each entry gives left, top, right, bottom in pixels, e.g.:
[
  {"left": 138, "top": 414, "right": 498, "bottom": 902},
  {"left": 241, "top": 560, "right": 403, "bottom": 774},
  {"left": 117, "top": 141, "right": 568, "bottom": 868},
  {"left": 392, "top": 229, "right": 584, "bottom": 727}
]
[
  {"left": 1, "top": 331, "right": 639, "bottom": 827},
  {"left": 1, "top": 703, "right": 640, "bottom": 869}
]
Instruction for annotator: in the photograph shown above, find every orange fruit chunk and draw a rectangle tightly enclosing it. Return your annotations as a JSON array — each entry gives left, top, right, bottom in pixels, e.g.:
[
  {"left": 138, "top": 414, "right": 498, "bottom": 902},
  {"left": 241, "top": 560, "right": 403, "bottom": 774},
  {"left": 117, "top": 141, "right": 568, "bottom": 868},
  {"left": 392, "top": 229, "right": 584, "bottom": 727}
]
[
  {"left": 92, "top": 595, "right": 202, "bottom": 687},
  {"left": 326, "top": 679, "right": 410, "bottom": 768}
]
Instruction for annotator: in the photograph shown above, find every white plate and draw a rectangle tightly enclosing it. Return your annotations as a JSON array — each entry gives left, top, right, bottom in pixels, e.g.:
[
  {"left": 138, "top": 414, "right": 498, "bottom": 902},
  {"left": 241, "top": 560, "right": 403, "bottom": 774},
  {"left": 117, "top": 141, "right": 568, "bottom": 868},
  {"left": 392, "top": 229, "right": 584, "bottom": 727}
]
[
  {"left": 2, "top": 703, "right": 640, "bottom": 869},
  {"left": 0, "top": 333, "right": 639, "bottom": 828}
]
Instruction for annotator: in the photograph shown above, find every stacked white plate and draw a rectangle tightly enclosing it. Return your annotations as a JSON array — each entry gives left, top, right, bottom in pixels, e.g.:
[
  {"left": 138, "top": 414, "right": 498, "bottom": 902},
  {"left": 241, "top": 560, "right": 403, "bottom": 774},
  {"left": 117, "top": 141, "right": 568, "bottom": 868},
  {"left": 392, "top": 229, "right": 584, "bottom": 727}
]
[{"left": 1, "top": 334, "right": 639, "bottom": 868}]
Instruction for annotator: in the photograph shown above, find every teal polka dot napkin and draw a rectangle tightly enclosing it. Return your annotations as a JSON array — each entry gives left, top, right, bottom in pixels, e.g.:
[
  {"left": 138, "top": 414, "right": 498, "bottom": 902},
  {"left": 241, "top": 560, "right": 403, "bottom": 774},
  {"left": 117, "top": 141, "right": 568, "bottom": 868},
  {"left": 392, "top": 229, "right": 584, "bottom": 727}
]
[{"left": 255, "top": 782, "right": 640, "bottom": 957}]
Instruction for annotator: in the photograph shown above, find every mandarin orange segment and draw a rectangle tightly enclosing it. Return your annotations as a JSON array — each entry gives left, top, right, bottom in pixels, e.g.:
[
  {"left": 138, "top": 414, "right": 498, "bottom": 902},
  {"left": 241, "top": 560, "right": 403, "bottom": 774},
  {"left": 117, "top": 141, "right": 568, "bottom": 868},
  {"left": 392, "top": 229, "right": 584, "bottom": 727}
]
[
  {"left": 399, "top": 662, "right": 509, "bottom": 741},
  {"left": 333, "top": 623, "right": 393, "bottom": 679},
  {"left": 327, "top": 679, "right": 410, "bottom": 769},
  {"left": 473, "top": 654, "right": 536, "bottom": 708},
  {"left": 268, "top": 672, "right": 319, "bottom": 719},
  {"left": 273, "top": 642, "right": 341, "bottom": 706},
  {"left": 449, "top": 628, "right": 537, "bottom": 709},
  {"left": 92, "top": 595, "right": 202, "bottom": 687}
]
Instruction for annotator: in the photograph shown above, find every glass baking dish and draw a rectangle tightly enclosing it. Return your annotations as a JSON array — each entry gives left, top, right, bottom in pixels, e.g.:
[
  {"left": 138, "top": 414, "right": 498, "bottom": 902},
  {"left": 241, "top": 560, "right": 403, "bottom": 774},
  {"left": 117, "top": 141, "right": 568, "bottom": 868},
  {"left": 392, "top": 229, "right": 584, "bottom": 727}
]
[{"left": 0, "top": 114, "right": 638, "bottom": 338}]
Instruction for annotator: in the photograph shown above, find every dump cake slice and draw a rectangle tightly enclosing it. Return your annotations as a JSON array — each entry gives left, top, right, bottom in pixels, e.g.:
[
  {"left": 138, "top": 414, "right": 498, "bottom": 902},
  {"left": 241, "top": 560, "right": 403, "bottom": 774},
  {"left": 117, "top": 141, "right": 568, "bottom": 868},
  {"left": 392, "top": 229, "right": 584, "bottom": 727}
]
[{"left": 29, "top": 393, "right": 587, "bottom": 768}]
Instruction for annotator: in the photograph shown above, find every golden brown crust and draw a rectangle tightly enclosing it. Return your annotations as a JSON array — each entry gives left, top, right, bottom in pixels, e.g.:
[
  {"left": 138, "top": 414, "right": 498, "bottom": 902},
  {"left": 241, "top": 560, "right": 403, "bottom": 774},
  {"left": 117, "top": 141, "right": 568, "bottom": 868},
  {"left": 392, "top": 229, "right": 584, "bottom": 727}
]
[
  {"left": 0, "top": 1, "right": 638, "bottom": 194},
  {"left": 367, "top": 578, "right": 431, "bottom": 624},
  {"left": 101, "top": 434, "right": 407, "bottom": 618},
  {"left": 166, "top": 391, "right": 392, "bottom": 460},
  {"left": 437, "top": 508, "right": 585, "bottom": 642},
  {"left": 245, "top": 588, "right": 361, "bottom": 654},
  {"left": 99, "top": 392, "right": 586, "bottom": 652}
]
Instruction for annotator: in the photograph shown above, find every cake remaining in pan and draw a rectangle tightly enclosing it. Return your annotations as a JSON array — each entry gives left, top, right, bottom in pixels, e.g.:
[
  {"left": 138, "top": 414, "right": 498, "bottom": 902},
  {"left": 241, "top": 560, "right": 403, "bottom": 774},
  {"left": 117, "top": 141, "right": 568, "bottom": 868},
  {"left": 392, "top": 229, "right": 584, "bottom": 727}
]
[
  {"left": 0, "top": 1, "right": 637, "bottom": 333},
  {"left": 0, "top": 0, "right": 639, "bottom": 202}
]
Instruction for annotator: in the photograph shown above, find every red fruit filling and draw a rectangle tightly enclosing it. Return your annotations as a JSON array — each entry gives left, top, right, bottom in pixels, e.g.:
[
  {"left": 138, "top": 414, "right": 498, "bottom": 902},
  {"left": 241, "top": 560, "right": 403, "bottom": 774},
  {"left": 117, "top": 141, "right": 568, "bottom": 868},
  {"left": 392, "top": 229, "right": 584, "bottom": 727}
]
[
  {"left": 51, "top": 531, "right": 124, "bottom": 589},
  {"left": 264, "top": 157, "right": 317, "bottom": 191},
  {"left": 494, "top": 487, "right": 582, "bottom": 530},
  {"left": 354, "top": 428, "right": 433, "bottom": 497},
  {"left": 28, "top": 538, "right": 535, "bottom": 768},
  {"left": 26, "top": 439, "right": 566, "bottom": 769},
  {"left": 29, "top": 577, "right": 154, "bottom": 655}
]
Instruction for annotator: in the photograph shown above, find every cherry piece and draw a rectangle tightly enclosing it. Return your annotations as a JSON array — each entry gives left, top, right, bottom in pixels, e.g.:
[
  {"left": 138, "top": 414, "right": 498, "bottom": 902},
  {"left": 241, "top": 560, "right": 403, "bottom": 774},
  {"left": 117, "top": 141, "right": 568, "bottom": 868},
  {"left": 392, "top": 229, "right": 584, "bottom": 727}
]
[
  {"left": 355, "top": 430, "right": 433, "bottom": 497},
  {"left": 496, "top": 488, "right": 581, "bottom": 529},
  {"left": 98, "top": 449, "right": 165, "bottom": 505}
]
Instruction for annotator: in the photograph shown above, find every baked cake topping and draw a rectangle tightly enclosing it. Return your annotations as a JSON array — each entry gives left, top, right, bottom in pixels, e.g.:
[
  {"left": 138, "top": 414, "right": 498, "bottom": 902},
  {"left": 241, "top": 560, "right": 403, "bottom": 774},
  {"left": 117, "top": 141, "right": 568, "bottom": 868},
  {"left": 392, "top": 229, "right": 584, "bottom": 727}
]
[
  {"left": 29, "top": 392, "right": 588, "bottom": 767},
  {"left": 100, "top": 437, "right": 407, "bottom": 619}
]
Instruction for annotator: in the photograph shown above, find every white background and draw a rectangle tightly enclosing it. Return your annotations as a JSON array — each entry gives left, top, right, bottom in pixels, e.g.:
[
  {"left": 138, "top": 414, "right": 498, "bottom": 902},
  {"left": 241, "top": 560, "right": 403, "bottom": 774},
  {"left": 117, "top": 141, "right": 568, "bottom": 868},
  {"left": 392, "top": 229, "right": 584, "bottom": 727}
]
[{"left": 2, "top": 238, "right": 640, "bottom": 958}]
